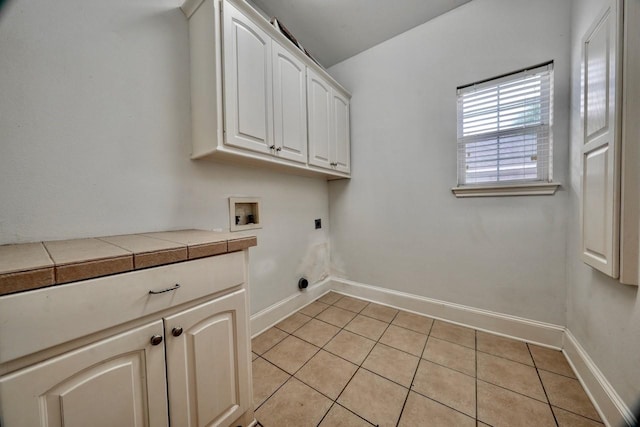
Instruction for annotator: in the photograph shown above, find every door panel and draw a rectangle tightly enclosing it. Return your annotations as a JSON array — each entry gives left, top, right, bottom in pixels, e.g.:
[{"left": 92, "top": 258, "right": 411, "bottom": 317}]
[
  {"left": 580, "top": 0, "right": 621, "bottom": 277},
  {"left": 223, "top": 2, "right": 273, "bottom": 153},
  {"left": 273, "top": 43, "right": 307, "bottom": 163},
  {"left": 164, "top": 290, "right": 251, "bottom": 427},
  {"left": 0, "top": 321, "right": 168, "bottom": 427},
  {"left": 332, "top": 92, "right": 351, "bottom": 174},
  {"left": 307, "top": 69, "right": 332, "bottom": 169}
]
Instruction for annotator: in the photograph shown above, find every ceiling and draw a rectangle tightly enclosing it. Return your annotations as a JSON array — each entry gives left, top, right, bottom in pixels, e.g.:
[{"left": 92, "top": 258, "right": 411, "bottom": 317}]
[{"left": 248, "top": 0, "right": 472, "bottom": 68}]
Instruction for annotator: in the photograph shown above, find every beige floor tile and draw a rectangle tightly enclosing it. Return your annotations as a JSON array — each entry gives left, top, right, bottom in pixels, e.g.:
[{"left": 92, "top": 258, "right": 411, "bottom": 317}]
[
  {"left": 275, "top": 312, "right": 312, "bottom": 333},
  {"left": 423, "top": 337, "right": 476, "bottom": 376},
  {"left": 316, "top": 306, "right": 357, "bottom": 328},
  {"left": 529, "top": 344, "right": 576, "bottom": 378},
  {"left": 334, "top": 296, "right": 369, "bottom": 313},
  {"left": 362, "top": 343, "right": 419, "bottom": 387},
  {"left": 412, "top": 360, "right": 476, "bottom": 417},
  {"left": 256, "top": 377, "right": 332, "bottom": 427},
  {"left": 318, "top": 291, "right": 344, "bottom": 305},
  {"left": 477, "top": 380, "right": 556, "bottom": 427},
  {"left": 338, "top": 369, "right": 408, "bottom": 427},
  {"left": 319, "top": 404, "right": 373, "bottom": 427},
  {"left": 262, "top": 335, "right": 319, "bottom": 374},
  {"left": 552, "top": 406, "right": 604, "bottom": 426},
  {"left": 252, "top": 327, "right": 288, "bottom": 355},
  {"left": 252, "top": 358, "right": 290, "bottom": 408},
  {"left": 295, "top": 350, "right": 358, "bottom": 399},
  {"left": 477, "top": 352, "right": 546, "bottom": 401},
  {"left": 252, "top": 352, "right": 258, "bottom": 361},
  {"left": 324, "top": 330, "right": 377, "bottom": 364},
  {"left": 379, "top": 324, "right": 427, "bottom": 356},
  {"left": 398, "top": 391, "right": 475, "bottom": 427},
  {"left": 392, "top": 311, "right": 434, "bottom": 334},
  {"left": 299, "top": 301, "right": 330, "bottom": 317},
  {"left": 344, "top": 314, "right": 388, "bottom": 340},
  {"left": 477, "top": 331, "right": 533, "bottom": 365},
  {"left": 539, "top": 370, "right": 601, "bottom": 421},
  {"left": 430, "top": 320, "right": 476, "bottom": 349},
  {"left": 292, "top": 318, "right": 340, "bottom": 347},
  {"left": 360, "top": 303, "right": 398, "bottom": 323}
]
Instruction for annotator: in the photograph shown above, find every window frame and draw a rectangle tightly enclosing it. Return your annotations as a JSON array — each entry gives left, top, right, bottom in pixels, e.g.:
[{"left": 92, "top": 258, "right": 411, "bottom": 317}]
[{"left": 452, "top": 62, "right": 560, "bottom": 197}]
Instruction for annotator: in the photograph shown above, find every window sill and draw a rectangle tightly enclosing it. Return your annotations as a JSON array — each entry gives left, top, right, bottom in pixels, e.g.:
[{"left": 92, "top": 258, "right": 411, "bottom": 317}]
[{"left": 451, "top": 182, "right": 561, "bottom": 198}]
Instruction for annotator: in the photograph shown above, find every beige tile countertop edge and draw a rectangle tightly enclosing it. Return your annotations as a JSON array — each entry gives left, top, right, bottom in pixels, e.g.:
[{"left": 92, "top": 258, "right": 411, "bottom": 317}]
[{"left": 0, "top": 229, "right": 257, "bottom": 296}]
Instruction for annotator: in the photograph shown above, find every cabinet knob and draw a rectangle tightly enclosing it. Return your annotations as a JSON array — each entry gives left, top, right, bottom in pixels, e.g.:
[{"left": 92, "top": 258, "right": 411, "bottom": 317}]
[
  {"left": 172, "top": 326, "right": 183, "bottom": 337},
  {"left": 269, "top": 145, "right": 276, "bottom": 150},
  {"left": 276, "top": 147, "right": 282, "bottom": 152},
  {"left": 150, "top": 335, "right": 163, "bottom": 346}
]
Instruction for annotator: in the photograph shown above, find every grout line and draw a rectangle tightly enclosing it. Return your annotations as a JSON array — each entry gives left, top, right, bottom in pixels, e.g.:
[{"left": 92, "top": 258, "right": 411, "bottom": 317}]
[
  {"left": 394, "top": 313, "right": 432, "bottom": 427},
  {"left": 527, "top": 343, "right": 559, "bottom": 427},
  {"left": 475, "top": 329, "right": 479, "bottom": 424},
  {"left": 476, "top": 377, "right": 553, "bottom": 405},
  {"left": 548, "top": 405, "right": 605, "bottom": 425}
]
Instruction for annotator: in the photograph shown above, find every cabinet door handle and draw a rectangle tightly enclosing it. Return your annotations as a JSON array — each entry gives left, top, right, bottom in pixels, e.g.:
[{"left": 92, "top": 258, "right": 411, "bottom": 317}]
[
  {"left": 276, "top": 147, "right": 282, "bottom": 152},
  {"left": 149, "top": 283, "right": 180, "bottom": 295},
  {"left": 172, "top": 326, "right": 183, "bottom": 337},
  {"left": 150, "top": 335, "right": 163, "bottom": 346},
  {"left": 269, "top": 145, "right": 276, "bottom": 150}
]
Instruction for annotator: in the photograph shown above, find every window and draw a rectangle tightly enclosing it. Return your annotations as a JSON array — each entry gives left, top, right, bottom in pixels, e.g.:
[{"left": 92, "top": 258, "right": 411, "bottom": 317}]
[{"left": 453, "top": 62, "right": 559, "bottom": 197}]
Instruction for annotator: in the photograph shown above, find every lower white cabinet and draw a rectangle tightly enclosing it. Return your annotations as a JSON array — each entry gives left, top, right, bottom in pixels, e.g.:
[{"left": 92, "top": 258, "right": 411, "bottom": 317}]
[
  {"left": 0, "top": 254, "right": 253, "bottom": 427},
  {"left": 165, "top": 290, "right": 251, "bottom": 427},
  {"left": 0, "top": 321, "right": 169, "bottom": 427}
]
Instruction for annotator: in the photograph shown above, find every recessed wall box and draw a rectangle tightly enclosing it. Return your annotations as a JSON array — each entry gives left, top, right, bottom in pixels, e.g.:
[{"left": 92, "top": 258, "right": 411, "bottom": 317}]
[{"left": 229, "top": 197, "right": 261, "bottom": 232}]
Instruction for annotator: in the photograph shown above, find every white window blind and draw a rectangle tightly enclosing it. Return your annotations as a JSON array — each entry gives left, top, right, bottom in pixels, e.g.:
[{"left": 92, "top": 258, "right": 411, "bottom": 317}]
[{"left": 457, "top": 62, "right": 554, "bottom": 185}]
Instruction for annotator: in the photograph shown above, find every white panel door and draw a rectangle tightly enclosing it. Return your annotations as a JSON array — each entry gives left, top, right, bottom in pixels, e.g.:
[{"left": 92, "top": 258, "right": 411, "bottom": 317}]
[
  {"left": 272, "top": 43, "right": 307, "bottom": 163},
  {"left": 164, "top": 290, "right": 251, "bottom": 427},
  {"left": 332, "top": 91, "right": 351, "bottom": 174},
  {"left": 580, "top": 0, "right": 622, "bottom": 277},
  {"left": 223, "top": 1, "right": 273, "bottom": 154},
  {"left": 0, "top": 321, "right": 168, "bottom": 427},
  {"left": 307, "top": 68, "right": 332, "bottom": 169}
]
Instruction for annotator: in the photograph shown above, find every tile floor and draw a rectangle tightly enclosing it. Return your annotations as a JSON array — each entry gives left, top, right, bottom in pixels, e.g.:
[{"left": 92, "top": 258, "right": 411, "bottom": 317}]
[{"left": 251, "top": 292, "right": 603, "bottom": 427}]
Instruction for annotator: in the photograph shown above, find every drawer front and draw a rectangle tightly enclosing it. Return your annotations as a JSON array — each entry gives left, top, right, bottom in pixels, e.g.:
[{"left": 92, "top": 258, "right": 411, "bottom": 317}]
[{"left": 0, "top": 251, "right": 245, "bottom": 364}]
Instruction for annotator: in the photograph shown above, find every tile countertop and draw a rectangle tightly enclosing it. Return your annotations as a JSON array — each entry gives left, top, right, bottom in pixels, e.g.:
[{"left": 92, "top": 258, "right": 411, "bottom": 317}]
[{"left": 0, "top": 230, "right": 257, "bottom": 296}]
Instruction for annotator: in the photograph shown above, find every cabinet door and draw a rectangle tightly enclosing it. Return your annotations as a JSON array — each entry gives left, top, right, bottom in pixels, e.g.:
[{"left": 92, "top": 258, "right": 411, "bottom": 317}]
[
  {"left": 307, "top": 69, "right": 333, "bottom": 169},
  {"left": 273, "top": 43, "right": 308, "bottom": 163},
  {"left": 223, "top": 1, "right": 273, "bottom": 154},
  {"left": 0, "top": 321, "right": 168, "bottom": 427},
  {"left": 332, "top": 91, "right": 351, "bottom": 174},
  {"left": 580, "top": 0, "right": 622, "bottom": 277},
  {"left": 164, "top": 289, "right": 251, "bottom": 427}
]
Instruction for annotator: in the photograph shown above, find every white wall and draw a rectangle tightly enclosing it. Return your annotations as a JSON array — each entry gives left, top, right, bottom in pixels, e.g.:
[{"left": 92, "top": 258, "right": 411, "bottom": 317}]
[
  {"left": 567, "top": 0, "right": 640, "bottom": 410},
  {"left": 328, "top": 0, "right": 572, "bottom": 325},
  {"left": 0, "top": 0, "right": 330, "bottom": 314}
]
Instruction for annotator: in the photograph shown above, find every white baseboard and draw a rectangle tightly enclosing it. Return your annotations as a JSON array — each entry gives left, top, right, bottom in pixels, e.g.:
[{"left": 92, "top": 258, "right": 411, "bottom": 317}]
[
  {"left": 563, "top": 330, "right": 636, "bottom": 427},
  {"left": 331, "top": 277, "right": 565, "bottom": 348},
  {"left": 250, "top": 277, "right": 332, "bottom": 337}
]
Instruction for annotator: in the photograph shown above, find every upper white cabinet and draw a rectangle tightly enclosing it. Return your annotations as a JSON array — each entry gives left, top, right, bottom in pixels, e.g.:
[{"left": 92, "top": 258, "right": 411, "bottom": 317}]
[
  {"left": 308, "top": 69, "right": 351, "bottom": 174},
  {"left": 182, "top": 0, "right": 351, "bottom": 179},
  {"left": 308, "top": 70, "right": 332, "bottom": 169},
  {"left": 580, "top": 0, "right": 639, "bottom": 285},
  {"left": 223, "top": 2, "right": 273, "bottom": 155},
  {"left": 272, "top": 42, "right": 308, "bottom": 164}
]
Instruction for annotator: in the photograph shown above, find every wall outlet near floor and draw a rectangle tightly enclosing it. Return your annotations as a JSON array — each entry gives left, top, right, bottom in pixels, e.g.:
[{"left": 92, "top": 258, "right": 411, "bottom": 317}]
[{"left": 315, "top": 219, "right": 321, "bottom": 229}]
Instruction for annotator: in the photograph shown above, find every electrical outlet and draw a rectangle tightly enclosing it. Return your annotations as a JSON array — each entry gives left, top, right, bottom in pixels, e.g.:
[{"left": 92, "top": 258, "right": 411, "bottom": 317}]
[{"left": 314, "top": 219, "right": 321, "bottom": 229}]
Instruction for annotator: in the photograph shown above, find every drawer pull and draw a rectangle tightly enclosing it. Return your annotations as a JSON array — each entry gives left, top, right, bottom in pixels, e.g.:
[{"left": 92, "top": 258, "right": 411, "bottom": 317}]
[{"left": 149, "top": 283, "right": 181, "bottom": 295}]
